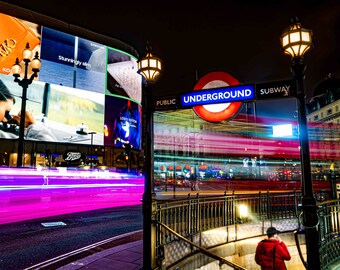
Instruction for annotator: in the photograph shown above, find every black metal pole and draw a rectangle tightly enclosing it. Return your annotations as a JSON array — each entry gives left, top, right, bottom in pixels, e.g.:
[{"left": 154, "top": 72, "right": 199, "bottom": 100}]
[
  {"left": 90, "top": 133, "right": 93, "bottom": 169},
  {"left": 129, "top": 147, "right": 132, "bottom": 173},
  {"left": 142, "top": 83, "right": 157, "bottom": 269},
  {"left": 16, "top": 60, "right": 30, "bottom": 167},
  {"left": 329, "top": 168, "right": 337, "bottom": 199},
  {"left": 292, "top": 57, "right": 320, "bottom": 270}
]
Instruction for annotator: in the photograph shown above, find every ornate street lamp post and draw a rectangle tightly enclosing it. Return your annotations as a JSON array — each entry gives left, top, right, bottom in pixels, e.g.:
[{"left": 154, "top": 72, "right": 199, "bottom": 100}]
[
  {"left": 281, "top": 17, "right": 320, "bottom": 269},
  {"left": 76, "top": 127, "right": 96, "bottom": 169},
  {"left": 137, "top": 43, "right": 162, "bottom": 270},
  {"left": 12, "top": 43, "right": 42, "bottom": 167}
]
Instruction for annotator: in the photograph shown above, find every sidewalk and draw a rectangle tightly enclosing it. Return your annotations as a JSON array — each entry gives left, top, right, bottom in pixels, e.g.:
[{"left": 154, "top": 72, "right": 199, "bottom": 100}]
[
  {"left": 57, "top": 239, "right": 143, "bottom": 270},
  {"left": 54, "top": 233, "right": 340, "bottom": 270}
]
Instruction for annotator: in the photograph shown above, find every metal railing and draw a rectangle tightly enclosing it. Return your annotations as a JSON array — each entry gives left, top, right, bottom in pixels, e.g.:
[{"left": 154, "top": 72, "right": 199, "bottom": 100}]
[
  {"left": 157, "top": 221, "right": 246, "bottom": 270},
  {"left": 155, "top": 190, "right": 338, "bottom": 269},
  {"left": 319, "top": 199, "right": 340, "bottom": 269},
  {"left": 156, "top": 191, "right": 302, "bottom": 269}
]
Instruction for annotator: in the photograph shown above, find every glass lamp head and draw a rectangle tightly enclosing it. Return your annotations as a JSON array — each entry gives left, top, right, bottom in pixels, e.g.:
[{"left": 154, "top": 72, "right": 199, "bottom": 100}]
[
  {"left": 11, "top": 58, "right": 22, "bottom": 76},
  {"left": 137, "top": 44, "right": 162, "bottom": 83},
  {"left": 281, "top": 17, "right": 312, "bottom": 58},
  {"left": 22, "top": 43, "right": 33, "bottom": 61},
  {"left": 31, "top": 52, "right": 42, "bottom": 71}
]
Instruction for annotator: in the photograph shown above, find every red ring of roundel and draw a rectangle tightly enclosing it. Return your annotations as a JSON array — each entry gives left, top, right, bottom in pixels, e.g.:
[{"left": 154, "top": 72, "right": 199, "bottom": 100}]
[{"left": 193, "top": 71, "right": 242, "bottom": 122}]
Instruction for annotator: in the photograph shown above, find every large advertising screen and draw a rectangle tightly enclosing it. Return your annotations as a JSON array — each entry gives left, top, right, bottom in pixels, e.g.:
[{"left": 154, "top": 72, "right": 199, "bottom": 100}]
[
  {"left": 39, "top": 27, "right": 106, "bottom": 92},
  {"left": 0, "top": 13, "right": 142, "bottom": 149},
  {"left": 104, "top": 96, "right": 141, "bottom": 149}
]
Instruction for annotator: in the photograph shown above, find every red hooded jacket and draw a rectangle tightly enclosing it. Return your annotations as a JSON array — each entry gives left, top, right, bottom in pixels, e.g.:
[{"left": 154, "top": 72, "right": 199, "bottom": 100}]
[{"left": 255, "top": 238, "right": 291, "bottom": 270}]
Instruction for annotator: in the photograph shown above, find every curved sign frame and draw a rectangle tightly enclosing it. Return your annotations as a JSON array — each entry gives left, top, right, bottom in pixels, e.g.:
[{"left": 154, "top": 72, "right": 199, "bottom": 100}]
[{"left": 192, "top": 71, "right": 243, "bottom": 122}]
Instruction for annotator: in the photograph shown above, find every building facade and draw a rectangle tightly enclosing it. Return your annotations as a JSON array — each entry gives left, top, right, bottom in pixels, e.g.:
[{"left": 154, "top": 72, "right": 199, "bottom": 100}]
[{"left": 307, "top": 74, "right": 340, "bottom": 176}]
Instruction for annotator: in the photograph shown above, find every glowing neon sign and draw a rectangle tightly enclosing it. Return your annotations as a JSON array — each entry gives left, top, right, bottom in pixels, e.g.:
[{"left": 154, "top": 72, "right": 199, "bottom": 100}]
[
  {"left": 189, "top": 71, "right": 247, "bottom": 122},
  {"left": 181, "top": 85, "right": 254, "bottom": 106}
]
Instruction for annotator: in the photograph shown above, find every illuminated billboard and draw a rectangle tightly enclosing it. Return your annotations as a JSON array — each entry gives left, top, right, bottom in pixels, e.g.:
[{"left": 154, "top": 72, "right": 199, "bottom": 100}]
[
  {"left": 104, "top": 96, "right": 141, "bottom": 149},
  {"left": 106, "top": 47, "right": 142, "bottom": 103},
  {"left": 0, "top": 13, "right": 40, "bottom": 75},
  {"left": 39, "top": 27, "right": 106, "bottom": 92},
  {"left": 0, "top": 12, "right": 142, "bottom": 147}
]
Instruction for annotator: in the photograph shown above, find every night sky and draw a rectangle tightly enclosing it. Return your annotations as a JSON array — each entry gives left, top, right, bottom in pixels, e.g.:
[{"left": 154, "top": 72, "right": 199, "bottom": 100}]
[{"left": 2, "top": 0, "right": 340, "bottom": 100}]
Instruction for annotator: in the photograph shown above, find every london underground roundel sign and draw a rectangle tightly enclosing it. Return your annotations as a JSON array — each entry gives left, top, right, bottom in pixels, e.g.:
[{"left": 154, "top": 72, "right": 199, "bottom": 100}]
[{"left": 193, "top": 71, "right": 242, "bottom": 122}]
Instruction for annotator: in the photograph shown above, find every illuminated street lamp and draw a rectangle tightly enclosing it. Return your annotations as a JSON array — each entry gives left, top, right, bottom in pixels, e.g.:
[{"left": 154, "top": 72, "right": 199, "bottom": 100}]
[
  {"left": 137, "top": 43, "right": 162, "bottom": 270},
  {"left": 281, "top": 17, "right": 320, "bottom": 270},
  {"left": 12, "top": 43, "right": 42, "bottom": 167}
]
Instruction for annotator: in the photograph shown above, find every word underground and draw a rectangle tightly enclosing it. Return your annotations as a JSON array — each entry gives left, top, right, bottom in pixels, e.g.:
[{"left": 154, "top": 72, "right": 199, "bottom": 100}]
[{"left": 181, "top": 85, "right": 255, "bottom": 106}]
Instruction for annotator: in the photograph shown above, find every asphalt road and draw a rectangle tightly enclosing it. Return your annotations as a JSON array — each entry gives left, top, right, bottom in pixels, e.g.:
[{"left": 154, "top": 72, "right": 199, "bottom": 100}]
[{"left": 0, "top": 205, "right": 142, "bottom": 270}]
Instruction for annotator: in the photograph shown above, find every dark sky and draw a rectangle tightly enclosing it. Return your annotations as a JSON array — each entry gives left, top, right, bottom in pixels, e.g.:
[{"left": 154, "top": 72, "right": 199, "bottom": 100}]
[{"left": 2, "top": 0, "right": 340, "bottom": 99}]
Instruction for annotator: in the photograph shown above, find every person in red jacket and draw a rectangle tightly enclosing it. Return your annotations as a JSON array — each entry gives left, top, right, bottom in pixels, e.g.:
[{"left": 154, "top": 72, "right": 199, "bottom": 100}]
[{"left": 255, "top": 227, "right": 291, "bottom": 269}]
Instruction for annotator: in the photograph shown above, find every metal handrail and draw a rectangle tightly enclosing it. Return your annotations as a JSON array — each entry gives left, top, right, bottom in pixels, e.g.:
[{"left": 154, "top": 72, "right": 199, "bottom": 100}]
[
  {"left": 317, "top": 199, "right": 340, "bottom": 270},
  {"left": 157, "top": 221, "right": 247, "bottom": 270},
  {"left": 157, "top": 191, "right": 302, "bottom": 245},
  {"left": 294, "top": 229, "right": 308, "bottom": 269},
  {"left": 156, "top": 190, "right": 336, "bottom": 269}
]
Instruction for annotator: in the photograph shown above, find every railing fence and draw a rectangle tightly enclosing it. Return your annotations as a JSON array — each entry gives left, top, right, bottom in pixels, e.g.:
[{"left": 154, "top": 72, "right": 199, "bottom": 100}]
[{"left": 155, "top": 191, "right": 338, "bottom": 270}]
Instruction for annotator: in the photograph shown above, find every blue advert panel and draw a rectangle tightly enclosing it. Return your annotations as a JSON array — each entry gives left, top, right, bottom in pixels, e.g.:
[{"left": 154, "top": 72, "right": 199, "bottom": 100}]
[{"left": 181, "top": 85, "right": 255, "bottom": 107}]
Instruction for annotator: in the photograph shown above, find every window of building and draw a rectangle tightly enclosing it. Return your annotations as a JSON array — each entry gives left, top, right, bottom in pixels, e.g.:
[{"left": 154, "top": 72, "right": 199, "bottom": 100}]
[
  {"left": 314, "top": 115, "right": 319, "bottom": 121},
  {"left": 327, "top": 92, "right": 334, "bottom": 103},
  {"left": 321, "top": 112, "right": 324, "bottom": 118},
  {"left": 336, "top": 105, "right": 339, "bottom": 112},
  {"left": 327, "top": 109, "right": 332, "bottom": 115}
]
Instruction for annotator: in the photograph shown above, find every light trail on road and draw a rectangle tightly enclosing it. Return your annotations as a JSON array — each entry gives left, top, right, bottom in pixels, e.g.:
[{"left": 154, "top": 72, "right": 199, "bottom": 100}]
[{"left": 0, "top": 167, "right": 143, "bottom": 225}]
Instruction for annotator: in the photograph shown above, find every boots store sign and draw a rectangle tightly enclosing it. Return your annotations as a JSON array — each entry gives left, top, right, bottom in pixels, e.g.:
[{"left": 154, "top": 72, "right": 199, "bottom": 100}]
[{"left": 63, "top": 151, "right": 84, "bottom": 162}]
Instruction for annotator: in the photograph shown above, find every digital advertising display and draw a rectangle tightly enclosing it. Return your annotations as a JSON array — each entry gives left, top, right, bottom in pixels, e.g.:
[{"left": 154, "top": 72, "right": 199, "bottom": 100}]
[
  {"left": 0, "top": 12, "right": 40, "bottom": 75},
  {"left": 39, "top": 27, "right": 106, "bottom": 92},
  {"left": 0, "top": 12, "right": 142, "bottom": 147},
  {"left": 106, "top": 47, "right": 142, "bottom": 103},
  {"left": 104, "top": 96, "right": 141, "bottom": 149}
]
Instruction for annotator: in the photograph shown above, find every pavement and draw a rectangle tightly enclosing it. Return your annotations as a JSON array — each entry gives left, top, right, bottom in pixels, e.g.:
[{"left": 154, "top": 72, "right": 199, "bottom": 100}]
[
  {"left": 52, "top": 229, "right": 340, "bottom": 270},
  {"left": 58, "top": 240, "right": 143, "bottom": 270},
  {"left": 56, "top": 232, "right": 143, "bottom": 270}
]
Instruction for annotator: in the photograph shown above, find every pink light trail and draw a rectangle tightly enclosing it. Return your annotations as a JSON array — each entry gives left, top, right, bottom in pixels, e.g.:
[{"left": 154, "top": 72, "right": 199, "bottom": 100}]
[{"left": 0, "top": 168, "right": 144, "bottom": 225}]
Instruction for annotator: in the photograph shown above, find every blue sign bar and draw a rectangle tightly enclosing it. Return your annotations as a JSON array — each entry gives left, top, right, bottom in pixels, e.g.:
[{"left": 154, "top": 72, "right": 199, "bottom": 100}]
[{"left": 181, "top": 84, "right": 255, "bottom": 107}]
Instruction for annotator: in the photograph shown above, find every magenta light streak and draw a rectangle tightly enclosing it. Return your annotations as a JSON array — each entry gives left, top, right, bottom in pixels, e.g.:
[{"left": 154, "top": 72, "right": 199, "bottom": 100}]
[
  {"left": 154, "top": 132, "right": 340, "bottom": 160},
  {"left": 0, "top": 168, "right": 144, "bottom": 225}
]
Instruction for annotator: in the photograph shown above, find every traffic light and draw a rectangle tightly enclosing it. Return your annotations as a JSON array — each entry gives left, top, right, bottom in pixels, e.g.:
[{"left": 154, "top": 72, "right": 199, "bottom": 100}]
[
  {"left": 104, "top": 124, "right": 109, "bottom": 137},
  {"left": 123, "top": 143, "right": 132, "bottom": 172},
  {"left": 122, "top": 143, "right": 132, "bottom": 161}
]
